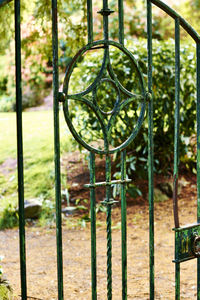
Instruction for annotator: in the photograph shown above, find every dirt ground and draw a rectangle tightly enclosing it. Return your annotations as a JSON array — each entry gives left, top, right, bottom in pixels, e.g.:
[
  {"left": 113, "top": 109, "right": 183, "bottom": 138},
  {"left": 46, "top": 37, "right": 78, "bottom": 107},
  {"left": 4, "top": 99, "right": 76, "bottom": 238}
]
[{"left": 0, "top": 172, "right": 199, "bottom": 300}]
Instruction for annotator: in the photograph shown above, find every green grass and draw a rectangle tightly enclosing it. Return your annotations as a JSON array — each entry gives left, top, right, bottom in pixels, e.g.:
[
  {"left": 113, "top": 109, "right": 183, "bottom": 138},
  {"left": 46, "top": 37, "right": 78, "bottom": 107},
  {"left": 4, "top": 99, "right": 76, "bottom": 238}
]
[{"left": 0, "top": 111, "right": 72, "bottom": 213}]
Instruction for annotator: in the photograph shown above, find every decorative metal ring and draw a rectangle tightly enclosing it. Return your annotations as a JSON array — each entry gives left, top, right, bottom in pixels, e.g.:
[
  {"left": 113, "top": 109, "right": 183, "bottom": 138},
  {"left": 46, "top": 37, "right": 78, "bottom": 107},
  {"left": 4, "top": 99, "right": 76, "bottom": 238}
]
[
  {"left": 63, "top": 40, "right": 146, "bottom": 98},
  {"left": 62, "top": 40, "right": 146, "bottom": 154}
]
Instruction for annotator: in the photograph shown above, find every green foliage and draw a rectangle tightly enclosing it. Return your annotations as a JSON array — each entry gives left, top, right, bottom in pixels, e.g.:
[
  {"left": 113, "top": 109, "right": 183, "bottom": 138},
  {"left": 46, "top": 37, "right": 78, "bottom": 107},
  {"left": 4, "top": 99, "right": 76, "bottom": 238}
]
[
  {"left": 0, "top": 111, "right": 73, "bottom": 223},
  {"left": 113, "top": 169, "right": 142, "bottom": 199},
  {"left": 77, "top": 214, "right": 90, "bottom": 228},
  {"left": 0, "top": 259, "right": 12, "bottom": 300},
  {"left": 0, "top": 0, "right": 178, "bottom": 112},
  {"left": 108, "top": 0, "right": 173, "bottom": 41},
  {"left": 0, "top": 0, "right": 86, "bottom": 111},
  {"left": 179, "top": 0, "right": 200, "bottom": 34},
  {"left": 0, "top": 204, "right": 18, "bottom": 230},
  {"left": 38, "top": 199, "right": 55, "bottom": 227},
  {"left": 96, "top": 203, "right": 107, "bottom": 213},
  {"left": 0, "top": 0, "right": 189, "bottom": 112},
  {"left": 0, "top": 2, "right": 14, "bottom": 55},
  {"left": 67, "top": 39, "right": 197, "bottom": 175},
  {"left": 0, "top": 49, "right": 49, "bottom": 112},
  {"left": 0, "top": 285, "right": 10, "bottom": 300},
  {"left": 127, "top": 184, "right": 142, "bottom": 198}
]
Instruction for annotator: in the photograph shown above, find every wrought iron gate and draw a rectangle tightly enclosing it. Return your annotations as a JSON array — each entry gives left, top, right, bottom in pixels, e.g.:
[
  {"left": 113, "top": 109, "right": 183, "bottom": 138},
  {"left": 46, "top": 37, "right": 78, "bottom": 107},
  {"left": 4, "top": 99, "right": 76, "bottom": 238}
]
[{"left": 1, "top": 0, "right": 200, "bottom": 299}]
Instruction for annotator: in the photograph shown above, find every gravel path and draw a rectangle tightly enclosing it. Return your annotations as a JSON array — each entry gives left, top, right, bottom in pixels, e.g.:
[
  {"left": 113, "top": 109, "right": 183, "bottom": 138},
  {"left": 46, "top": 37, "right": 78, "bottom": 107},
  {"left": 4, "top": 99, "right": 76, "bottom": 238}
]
[{"left": 0, "top": 182, "right": 199, "bottom": 299}]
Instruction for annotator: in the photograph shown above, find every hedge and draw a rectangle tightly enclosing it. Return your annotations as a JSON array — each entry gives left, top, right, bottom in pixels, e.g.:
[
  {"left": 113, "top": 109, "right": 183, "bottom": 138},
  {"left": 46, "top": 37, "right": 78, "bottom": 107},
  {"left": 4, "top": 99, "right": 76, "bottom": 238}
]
[{"left": 65, "top": 38, "right": 197, "bottom": 176}]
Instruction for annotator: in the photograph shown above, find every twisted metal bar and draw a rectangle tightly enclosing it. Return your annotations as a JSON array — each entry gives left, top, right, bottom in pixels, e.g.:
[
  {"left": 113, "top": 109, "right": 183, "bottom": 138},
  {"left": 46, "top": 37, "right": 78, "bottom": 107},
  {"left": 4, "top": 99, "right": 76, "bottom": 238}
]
[
  {"left": 121, "top": 150, "right": 127, "bottom": 299},
  {"left": 106, "top": 204, "right": 112, "bottom": 300},
  {"left": 90, "top": 152, "right": 97, "bottom": 300},
  {"left": 106, "top": 154, "right": 112, "bottom": 300}
]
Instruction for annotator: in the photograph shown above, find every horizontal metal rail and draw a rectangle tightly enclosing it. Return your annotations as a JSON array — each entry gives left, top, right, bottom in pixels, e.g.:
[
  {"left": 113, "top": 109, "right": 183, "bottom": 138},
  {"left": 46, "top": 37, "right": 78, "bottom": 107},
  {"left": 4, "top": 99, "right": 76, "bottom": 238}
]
[{"left": 84, "top": 179, "right": 131, "bottom": 188}]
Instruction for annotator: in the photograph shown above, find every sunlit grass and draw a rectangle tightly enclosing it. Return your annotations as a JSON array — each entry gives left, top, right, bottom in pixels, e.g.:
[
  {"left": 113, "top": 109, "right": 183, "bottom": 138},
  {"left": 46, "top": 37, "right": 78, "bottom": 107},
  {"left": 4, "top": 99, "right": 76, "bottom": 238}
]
[{"left": 0, "top": 110, "right": 72, "bottom": 211}]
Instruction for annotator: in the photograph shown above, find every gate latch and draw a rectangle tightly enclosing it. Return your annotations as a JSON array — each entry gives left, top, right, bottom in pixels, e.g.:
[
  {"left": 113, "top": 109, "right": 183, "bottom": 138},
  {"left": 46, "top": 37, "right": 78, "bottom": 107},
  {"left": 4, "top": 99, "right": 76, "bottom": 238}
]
[
  {"left": 173, "top": 223, "right": 200, "bottom": 263},
  {"left": 192, "top": 233, "right": 200, "bottom": 258}
]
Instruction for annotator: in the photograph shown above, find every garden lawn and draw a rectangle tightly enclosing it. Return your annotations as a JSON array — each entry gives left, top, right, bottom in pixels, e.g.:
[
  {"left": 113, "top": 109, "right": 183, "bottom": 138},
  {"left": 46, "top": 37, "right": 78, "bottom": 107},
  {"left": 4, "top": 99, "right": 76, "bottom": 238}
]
[{"left": 0, "top": 110, "right": 72, "bottom": 212}]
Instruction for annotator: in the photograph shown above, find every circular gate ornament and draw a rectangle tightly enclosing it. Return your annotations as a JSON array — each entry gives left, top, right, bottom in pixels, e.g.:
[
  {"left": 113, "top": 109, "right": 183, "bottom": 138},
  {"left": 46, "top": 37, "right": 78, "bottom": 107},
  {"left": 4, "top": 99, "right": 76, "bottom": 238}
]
[{"left": 62, "top": 40, "right": 147, "bottom": 154}]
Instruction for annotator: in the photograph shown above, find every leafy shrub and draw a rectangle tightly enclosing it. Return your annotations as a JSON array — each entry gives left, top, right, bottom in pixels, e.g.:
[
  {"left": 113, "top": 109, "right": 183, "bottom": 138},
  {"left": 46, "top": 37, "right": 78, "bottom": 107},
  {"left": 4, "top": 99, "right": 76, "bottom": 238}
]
[
  {"left": 0, "top": 0, "right": 176, "bottom": 112},
  {"left": 38, "top": 199, "right": 55, "bottom": 227},
  {"left": 0, "top": 204, "right": 18, "bottom": 230},
  {"left": 0, "top": 256, "right": 12, "bottom": 300},
  {"left": 0, "top": 285, "right": 11, "bottom": 300},
  {"left": 0, "top": 96, "right": 14, "bottom": 112},
  {"left": 0, "top": 51, "right": 47, "bottom": 112},
  {"left": 65, "top": 38, "right": 197, "bottom": 175}
]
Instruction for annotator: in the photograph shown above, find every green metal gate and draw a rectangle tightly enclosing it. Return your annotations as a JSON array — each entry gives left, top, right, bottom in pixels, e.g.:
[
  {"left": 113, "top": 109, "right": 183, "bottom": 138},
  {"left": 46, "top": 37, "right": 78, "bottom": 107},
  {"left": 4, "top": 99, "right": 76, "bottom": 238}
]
[{"left": 0, "top": 0, "right": 200, "bottom": 299}]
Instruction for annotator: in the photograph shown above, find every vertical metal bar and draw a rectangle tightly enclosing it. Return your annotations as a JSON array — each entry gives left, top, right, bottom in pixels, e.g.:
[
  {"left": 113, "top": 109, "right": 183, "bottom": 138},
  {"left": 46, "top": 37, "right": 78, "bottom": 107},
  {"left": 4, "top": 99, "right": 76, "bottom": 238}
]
[
  {"left": 90, "top": 152, "right": 97, "bottom": 300},
  {"left": 14, "top": 1, "right": 27, "bottom": 299},
  {"left": 52, "top": 0, "right": 64, "bottom": 299},
  {"left": 196, "top": 42, "right": 200, "bottom": 300},
  {"left": 87, "top": 0, "right": 93, "bottom": 43},
  {"left": 118, "top": 0, "right": 124, "bottom": 45},
  {"left": 174, "top": 17, "right": 181, "bottom": 300},
  {"left": 103, "top": 0, "right": 109, "bottom": 40},
  {"left": 103, "top": 0, "right": 108, "bottom": 10},
  {"left": 173, "top": 17, "right": 180, "bottom": 229},
  {"left": 147, "top": 1, "right": 154, "bottom": 299},
  {"left": 106, "top": 154, "right": 112, "bottom": 300},
  {"left": 175, "top": 232, "right": 180, "bottom": 300},
  {"left": 121, "top": 150, "right": 127, "bottom": 300},
  {"left": 175, "top": 263, "right": 180, "bottom": 300}
]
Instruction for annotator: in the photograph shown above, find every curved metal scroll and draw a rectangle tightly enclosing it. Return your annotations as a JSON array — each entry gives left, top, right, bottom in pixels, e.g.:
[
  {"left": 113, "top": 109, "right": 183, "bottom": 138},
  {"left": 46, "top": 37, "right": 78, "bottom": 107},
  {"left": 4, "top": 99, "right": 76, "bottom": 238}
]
[{"left": 61, "top": 40, "right": 146, "bottom": 154}]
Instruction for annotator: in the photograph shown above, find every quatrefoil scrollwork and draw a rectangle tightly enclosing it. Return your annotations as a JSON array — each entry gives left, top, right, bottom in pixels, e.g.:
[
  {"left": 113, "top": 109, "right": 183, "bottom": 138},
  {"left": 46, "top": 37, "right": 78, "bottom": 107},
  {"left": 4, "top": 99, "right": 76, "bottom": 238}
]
[{"left": 61, "top": 40, "right": 147, "bottom": 154}]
